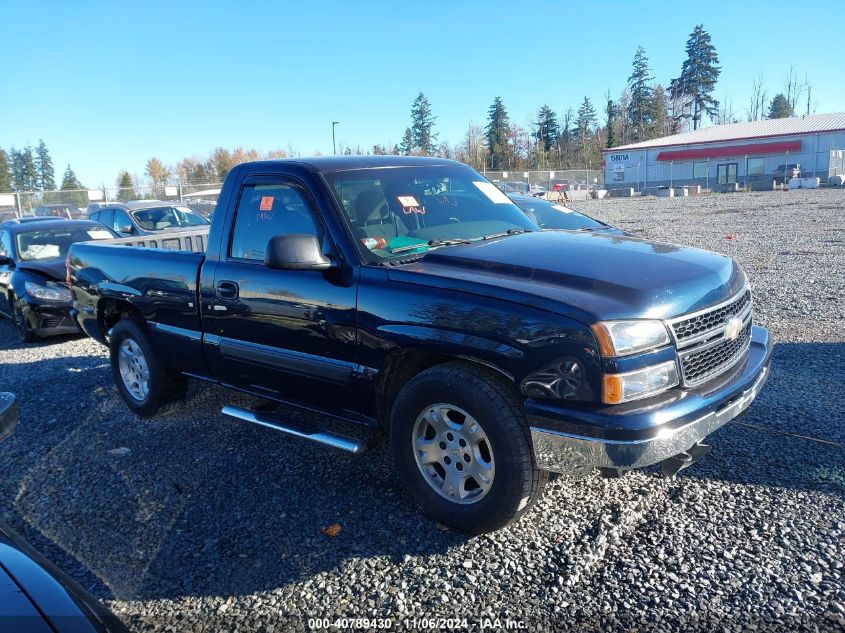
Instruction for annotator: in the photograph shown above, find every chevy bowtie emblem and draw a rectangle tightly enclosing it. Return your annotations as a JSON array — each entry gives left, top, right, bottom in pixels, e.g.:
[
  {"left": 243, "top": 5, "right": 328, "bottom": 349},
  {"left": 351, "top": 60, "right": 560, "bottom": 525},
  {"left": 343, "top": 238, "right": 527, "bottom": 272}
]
[{"left": 725, "top": 317, "right": 743, "bottom": 340}]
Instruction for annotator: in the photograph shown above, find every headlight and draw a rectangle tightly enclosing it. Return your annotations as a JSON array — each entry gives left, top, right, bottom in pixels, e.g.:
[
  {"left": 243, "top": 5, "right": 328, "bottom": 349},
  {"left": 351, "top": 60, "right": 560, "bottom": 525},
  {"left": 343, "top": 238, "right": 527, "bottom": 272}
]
[
  {"left": 591, "top": 320, "right": 670, "bottom": 357},
  {"left": 24, "top": 281, "right": 72, "bottom": 302},
  {"left": 603, "top": 360, "right": 679, "bottom": 404}
]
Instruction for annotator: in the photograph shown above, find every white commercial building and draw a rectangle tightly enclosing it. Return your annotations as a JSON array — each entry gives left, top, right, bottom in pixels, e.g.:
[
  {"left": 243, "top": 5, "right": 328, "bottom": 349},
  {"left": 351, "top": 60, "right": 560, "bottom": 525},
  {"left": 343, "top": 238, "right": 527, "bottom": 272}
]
[{"left": 603, "top": 112, "right": 845, "bottom": 192}]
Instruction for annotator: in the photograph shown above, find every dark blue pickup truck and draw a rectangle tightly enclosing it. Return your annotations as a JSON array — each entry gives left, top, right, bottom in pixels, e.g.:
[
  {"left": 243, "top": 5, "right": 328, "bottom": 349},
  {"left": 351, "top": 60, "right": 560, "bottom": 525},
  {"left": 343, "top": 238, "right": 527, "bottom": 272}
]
[{"left": 68, "top": 157, "right": 772, "bottom": 533}]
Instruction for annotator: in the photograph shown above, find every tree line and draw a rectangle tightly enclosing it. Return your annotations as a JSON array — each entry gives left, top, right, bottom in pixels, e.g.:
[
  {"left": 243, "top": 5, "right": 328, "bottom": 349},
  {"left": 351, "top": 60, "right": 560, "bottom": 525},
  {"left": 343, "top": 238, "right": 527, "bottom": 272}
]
[
  {"left": 0, "top": 140, "right": 84, "bottom": 194},
  {"left": 341, "top": 25, "right": 815, "bottom": 172},
  {"left": 1, "top": 23, "right": 820, "bottom": 192}
]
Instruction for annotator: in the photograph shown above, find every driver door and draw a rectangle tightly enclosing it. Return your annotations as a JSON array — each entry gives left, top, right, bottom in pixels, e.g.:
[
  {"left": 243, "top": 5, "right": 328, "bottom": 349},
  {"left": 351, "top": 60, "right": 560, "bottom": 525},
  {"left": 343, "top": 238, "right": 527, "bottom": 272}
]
[{"left": 201, "top": 174, "right": 360, "bottom": 411}]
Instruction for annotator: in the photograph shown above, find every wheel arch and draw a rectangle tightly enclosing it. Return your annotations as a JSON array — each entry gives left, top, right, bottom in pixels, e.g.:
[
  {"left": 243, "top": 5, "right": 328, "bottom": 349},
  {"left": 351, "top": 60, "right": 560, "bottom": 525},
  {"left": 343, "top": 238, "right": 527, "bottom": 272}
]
[
  {"left": 376, "top": 348, "right": 517, "bottom": 429},
  {"left": 98, "top": 297, "right": 144, "bottom": 339}
]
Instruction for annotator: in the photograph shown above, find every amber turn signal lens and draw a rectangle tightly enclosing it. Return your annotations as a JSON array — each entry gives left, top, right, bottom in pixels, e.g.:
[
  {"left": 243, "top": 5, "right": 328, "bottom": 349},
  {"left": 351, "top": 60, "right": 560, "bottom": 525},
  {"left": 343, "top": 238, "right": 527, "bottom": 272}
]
[
  {"left": 591, "top": 323, "right": 616, "bottom": 357},
  {"left": 603, "top": 374, "right": 624, "bottom": 404}
]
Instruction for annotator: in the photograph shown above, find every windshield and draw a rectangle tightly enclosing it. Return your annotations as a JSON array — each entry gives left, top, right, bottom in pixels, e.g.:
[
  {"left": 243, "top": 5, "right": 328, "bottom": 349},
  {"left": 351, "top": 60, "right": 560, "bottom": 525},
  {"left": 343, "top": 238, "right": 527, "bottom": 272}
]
[
  {"left": 510, "top": 197, "right": 607, "bottom": 231},
  {"left": 130, "top": 206, "right": 209, "bottom": 231},
  {"left": 15, "top": 226, "right": 115, "bottom": 261},
  {"left": 323, "top": 165, "right": 537, "bottom": 262}
]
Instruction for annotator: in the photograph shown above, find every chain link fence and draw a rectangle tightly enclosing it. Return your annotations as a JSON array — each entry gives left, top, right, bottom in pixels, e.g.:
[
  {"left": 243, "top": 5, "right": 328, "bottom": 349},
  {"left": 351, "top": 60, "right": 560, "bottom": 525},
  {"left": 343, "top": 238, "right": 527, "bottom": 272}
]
[
  {"left": 0, "top": 182, "right": 223, "bottom": 220},
  {"left": 481, "top": 169, "right": 604, "bottom": 192}
]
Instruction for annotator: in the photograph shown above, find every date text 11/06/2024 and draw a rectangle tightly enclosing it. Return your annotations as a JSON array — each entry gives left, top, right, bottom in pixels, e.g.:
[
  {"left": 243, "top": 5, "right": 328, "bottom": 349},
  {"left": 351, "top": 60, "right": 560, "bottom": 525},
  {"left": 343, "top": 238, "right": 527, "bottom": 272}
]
[{"left": 307, "top": 617, "right": 527, "bottom": 630}]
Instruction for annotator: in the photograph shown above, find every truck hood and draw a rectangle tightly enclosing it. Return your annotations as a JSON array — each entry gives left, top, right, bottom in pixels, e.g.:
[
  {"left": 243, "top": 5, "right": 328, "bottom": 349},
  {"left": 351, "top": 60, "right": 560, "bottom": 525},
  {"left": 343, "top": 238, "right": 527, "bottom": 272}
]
[
  {"left": 17, "top": 258, "right": 66, "bottom": 282},
  {"left": 390, "top": 231, "right": 746, "bottom": 322}
]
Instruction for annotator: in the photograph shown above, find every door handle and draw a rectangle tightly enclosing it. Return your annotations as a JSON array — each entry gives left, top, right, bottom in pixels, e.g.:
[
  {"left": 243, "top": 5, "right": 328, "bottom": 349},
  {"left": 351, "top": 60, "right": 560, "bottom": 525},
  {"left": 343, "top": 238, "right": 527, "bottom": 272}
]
[{"left": 216, "top": 280, "right": 239, "bottom": 300}]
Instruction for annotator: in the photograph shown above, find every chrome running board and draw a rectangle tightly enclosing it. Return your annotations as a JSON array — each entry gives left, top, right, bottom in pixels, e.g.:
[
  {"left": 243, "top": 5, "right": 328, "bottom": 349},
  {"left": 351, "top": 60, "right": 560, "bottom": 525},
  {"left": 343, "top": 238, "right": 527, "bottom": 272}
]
[{"left": 221, "top": 405, "right": 367, "bottom": 455}]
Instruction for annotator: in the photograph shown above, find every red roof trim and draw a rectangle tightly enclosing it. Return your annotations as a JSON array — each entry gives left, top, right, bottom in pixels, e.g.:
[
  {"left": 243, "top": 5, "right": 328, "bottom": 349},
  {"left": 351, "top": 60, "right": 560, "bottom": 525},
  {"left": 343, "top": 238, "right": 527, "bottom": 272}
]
[
  {"left": 603, "top": 127, "right": 845, "bottom": 153},
  {"left": 656, "top": 140, "right": 802, "bottom": 162}
]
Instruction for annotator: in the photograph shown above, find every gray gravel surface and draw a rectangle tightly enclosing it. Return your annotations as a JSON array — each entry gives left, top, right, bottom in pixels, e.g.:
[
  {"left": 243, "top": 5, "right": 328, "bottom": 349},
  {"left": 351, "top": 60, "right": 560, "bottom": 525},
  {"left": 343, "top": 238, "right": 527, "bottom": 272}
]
[{"left": 0, "top": 188, "right": 843, "bottom": 632}]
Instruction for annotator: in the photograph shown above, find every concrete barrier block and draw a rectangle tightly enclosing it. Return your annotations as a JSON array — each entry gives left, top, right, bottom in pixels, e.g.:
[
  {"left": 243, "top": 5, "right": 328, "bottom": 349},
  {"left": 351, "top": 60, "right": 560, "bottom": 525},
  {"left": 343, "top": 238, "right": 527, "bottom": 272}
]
[
  {"left": 801, "top": 177, "right": 820, "bottom": 189},
  {"left": 788, "top": 178, "right": 802, "bottom": 189},
  {"left": 657, "top": 188, "right": 674, "bottom": 198},
  {"left": 829, "top": 175, "right": 845, "bottom": 186},
  {"left": 609, "top": 188, "right": 635, "bottom": 198}
]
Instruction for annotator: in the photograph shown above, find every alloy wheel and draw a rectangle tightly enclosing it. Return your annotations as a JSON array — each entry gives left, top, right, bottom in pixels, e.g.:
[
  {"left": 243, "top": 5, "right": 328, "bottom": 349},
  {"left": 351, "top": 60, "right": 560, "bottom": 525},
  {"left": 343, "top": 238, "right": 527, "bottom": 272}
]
[{"left": 412, "top": 403, "right": 495, "bottom": 504}]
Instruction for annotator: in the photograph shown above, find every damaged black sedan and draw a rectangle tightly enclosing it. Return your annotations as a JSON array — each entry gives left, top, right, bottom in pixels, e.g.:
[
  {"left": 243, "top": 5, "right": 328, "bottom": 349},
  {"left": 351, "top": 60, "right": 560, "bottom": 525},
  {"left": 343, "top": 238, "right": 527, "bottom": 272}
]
[{"left": 0, "top": 219, "right": 117, "bottom": 342}]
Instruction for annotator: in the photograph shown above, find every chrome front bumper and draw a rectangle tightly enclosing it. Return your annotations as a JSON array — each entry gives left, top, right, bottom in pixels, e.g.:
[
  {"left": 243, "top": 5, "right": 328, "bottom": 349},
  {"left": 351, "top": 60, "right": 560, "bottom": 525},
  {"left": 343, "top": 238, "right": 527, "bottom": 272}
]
[{"left": 530, "top": 335, "right": 771, "bottom": 478}]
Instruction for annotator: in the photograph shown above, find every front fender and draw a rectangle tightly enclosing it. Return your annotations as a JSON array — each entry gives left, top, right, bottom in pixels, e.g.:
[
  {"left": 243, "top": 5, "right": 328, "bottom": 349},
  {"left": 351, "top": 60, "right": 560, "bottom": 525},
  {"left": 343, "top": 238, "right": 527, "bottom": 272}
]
[{"left": 357, "top": 267, "right": 603, "bottom": 401}]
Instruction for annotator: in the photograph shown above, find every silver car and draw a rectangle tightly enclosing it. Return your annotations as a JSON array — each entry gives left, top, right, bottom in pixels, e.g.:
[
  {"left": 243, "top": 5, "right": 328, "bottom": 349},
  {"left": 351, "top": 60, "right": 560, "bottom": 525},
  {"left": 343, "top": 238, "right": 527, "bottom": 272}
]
[{"left": 87, "top": 200, "right": 209, "bottom": 237}]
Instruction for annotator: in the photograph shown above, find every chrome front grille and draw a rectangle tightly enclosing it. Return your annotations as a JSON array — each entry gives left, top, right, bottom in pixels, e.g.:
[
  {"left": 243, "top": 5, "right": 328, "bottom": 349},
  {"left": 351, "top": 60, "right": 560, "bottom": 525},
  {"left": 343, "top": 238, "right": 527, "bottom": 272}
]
[
  {"left": 669, "top": 287, "right": 753, "bottom": 387},
  {"left": 672, "top": 289, "right": 751, "bottom": 346},
  {"left": 678, "top": 322, "right": 752, "bottom": 386}
]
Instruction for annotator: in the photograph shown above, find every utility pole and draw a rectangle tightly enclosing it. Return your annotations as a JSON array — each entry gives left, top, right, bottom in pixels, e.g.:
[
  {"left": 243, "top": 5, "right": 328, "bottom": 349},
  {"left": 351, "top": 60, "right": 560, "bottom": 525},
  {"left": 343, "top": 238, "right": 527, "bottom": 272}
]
[{"left": 332, "top": 121, "right": 340, "bottom": 155}]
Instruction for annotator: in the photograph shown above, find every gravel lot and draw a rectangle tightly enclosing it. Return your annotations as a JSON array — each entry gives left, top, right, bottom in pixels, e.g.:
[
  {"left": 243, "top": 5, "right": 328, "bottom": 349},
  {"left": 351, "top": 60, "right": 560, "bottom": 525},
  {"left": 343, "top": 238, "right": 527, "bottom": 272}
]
[{"left": 0, "top": 188, "right": 843, "bottom": 632}]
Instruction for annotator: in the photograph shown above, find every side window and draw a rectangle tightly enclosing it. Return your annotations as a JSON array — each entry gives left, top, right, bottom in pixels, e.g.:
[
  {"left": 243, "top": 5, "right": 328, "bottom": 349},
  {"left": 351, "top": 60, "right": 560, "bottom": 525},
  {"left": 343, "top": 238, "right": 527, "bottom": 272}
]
[
  {"left": 229, "top": 182, "right": 321, "bottom": 261},
  {"left": 89, "top": 211, "right": 100, "bottom": 222},
  {"left": 113, "top": 209, "right": 132, "bottom": 232},
  {"left": 0, "top": 231, "right": 11, "bottom": 258},
  {"left": 98, "top": 209, "right": 114, "bottom": 228}
]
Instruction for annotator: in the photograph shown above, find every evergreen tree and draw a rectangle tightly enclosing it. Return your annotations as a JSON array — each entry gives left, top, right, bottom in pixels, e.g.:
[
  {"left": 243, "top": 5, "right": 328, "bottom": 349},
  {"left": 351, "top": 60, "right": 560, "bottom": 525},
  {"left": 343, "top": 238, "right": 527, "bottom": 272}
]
[
  {"left": 60, "top": 164, "right": 83, "bottom": 190},
  {"left": 628, "top": 46, "right": 654, "bottom": 141},
  {"left": 670, "top": 25, "right": 721, "bottom": 130},
  {"left": 767, "top": 93, "right": 794, "bottom": 119},
  {"left": 650, "top": 85, "right": 672, "bottom": 138},
  {"left": 576, "top": 97, "right": 597, "bottom": 165},
  {"left": 11, "top": 146, "right": 38, "bottom": 191},
  {"left": 0, "top": 149, "right": 12, "bottom": 192},
  {"left": 576, "top": 97, "right": 596, "bottom": 141},
  {"left": 534, "top": 105, "right": 559, "bottom": 154},
  {"left": 398, "top": 127, "right": 414, "bottom": 155},
  {"left": 10, "top": 148, "right": 23, "bottom": 190},
  {"left": 116, "top": 170, "right": 137, "bottom": 201},
  {"left": 35, "top": 139, "right": 55, "bottom": 190},
  {"left": 485, "top": 97, "right": 510, "bottom": 170},
  {"left": 410, "top": 92, "right": 437, "bottom": 156},
  {"left": 605, "top": 100, "right": 616, "bottom": 149}
]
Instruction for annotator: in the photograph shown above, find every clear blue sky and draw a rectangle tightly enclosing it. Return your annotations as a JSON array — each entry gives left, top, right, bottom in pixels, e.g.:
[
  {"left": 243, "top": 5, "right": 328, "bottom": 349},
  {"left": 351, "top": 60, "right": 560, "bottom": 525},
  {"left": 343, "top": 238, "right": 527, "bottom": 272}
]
[{"left": 2, "top": 0, "right": 842, "bottom": 186}]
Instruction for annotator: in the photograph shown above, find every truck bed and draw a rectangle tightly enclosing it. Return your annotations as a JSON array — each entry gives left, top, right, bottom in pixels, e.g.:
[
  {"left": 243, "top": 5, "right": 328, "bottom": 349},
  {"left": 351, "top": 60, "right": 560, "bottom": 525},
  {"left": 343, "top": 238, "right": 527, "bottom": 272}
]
[
  {"left": 69, "top": 232, "right": 208, "bottom": 374},
  {"left": 104, "top": 227, "right": 209, "bottom": 252}
]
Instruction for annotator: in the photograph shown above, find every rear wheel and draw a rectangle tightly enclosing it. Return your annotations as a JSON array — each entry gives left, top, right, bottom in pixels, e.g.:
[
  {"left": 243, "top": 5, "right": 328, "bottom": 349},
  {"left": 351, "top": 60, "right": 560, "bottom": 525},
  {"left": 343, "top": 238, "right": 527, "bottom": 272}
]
[
  {"left": 390, "top": 362, "right": 547, "bottom": 534},
  {"left": 12, "top": 297, "right": 37, "bottom": 343},
  {"left": 109, "top": 318, "right": 186, "bottom": 417}
]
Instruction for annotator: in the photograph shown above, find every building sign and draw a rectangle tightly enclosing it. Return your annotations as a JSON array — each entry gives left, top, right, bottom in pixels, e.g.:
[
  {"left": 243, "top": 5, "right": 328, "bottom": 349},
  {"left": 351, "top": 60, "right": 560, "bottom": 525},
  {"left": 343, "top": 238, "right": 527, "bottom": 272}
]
[
  {"left": 608, "top": 153, "right": 630, "bottom": 163},
  {"left": 613, "top": 163, "right": 625, "bottom": 181}
]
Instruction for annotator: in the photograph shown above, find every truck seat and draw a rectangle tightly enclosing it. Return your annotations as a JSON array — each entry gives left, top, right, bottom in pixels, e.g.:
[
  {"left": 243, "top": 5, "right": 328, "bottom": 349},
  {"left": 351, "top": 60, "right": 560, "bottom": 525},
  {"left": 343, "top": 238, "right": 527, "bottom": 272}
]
[{"left": 352, "top": 190, "right": 404, "bottom": 240}]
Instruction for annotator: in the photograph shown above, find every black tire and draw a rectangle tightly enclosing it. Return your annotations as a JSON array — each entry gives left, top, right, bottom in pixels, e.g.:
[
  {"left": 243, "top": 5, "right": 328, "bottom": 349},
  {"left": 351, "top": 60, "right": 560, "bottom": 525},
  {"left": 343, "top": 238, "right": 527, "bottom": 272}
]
[
  {"left": 109, "top": 317, "right": 186, "bottom": 418},
  {"left": 12, "top": 296, "right": 37, "bottom": 343},
  {"left": 390, "top": 361, "right": 547, "bottom": 534}
]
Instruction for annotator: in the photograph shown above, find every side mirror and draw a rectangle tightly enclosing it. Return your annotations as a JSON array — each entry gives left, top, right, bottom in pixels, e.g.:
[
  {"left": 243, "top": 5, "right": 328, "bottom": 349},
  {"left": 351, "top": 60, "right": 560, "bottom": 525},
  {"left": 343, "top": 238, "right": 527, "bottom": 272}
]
[
  {"left": 264, "top": 234, "right": 333, "bottom": 271},
  {"left": 118, "top": 225, "right": 133, "bottom": 235},
  {"left": 0, "top": 255, "right": 11, "bottom": 266}
]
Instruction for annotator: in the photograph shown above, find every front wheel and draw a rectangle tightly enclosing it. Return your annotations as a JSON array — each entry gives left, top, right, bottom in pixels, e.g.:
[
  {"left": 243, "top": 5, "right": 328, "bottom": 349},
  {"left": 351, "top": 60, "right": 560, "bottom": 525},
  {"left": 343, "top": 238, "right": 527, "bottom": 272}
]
[
  {"left": 109, "top": 318, "right": 186, "bottom": 417},
  {"left": 390, "top": 362, "right": 547, "bottom": 534},
  {"left": 12, "top": 297, "right": 37, "bottom": 343}
]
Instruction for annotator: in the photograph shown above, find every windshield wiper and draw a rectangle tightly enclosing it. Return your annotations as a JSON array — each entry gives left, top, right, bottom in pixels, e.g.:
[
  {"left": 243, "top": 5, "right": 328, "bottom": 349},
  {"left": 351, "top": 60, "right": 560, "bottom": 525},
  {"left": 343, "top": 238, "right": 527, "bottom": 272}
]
[
  {"left": 389, "top": 238, "right": 472, "bottom": 254},
  {"left": 480, "top": 228, "right": 533, "bottom": 240}
]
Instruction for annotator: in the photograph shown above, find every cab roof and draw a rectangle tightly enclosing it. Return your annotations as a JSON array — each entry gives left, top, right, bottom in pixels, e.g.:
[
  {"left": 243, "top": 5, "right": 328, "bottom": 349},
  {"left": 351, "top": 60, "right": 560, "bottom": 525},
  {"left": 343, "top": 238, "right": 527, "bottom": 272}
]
[{"left": 240, "top": 155, "right": 463, "bottom": 173}]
